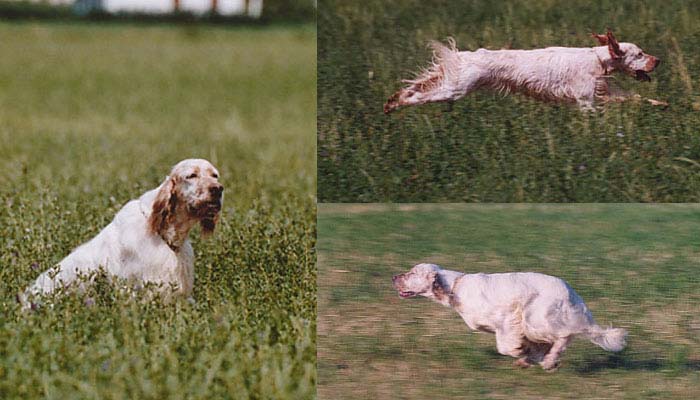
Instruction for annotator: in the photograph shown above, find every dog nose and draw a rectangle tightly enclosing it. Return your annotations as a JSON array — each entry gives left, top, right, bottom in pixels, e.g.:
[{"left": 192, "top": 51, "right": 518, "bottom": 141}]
[{"left": 209, "top": 184, "right": 223, "bottom": 197}]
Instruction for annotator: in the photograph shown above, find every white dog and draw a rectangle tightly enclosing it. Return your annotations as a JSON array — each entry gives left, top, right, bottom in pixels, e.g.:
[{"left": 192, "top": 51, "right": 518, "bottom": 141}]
[
  {"left": 384, "top": 30, "right": 664, "bottom": 113},
  {"left": 392, "top": 263, "right": 627, "bottom": 370},
  {"left": 20, "top": 159, "right": 223, "bottom": 309}
]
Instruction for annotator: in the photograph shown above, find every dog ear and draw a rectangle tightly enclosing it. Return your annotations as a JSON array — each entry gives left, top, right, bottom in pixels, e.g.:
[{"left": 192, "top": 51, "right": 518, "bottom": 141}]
[
  {"left": 148, "top": 176, "right": 178, "bottom": 235},
  {"left": 606, "top": 29, "right": 624, "bottom": 59},
  {"left": 430, "top": 271, "right": 447, "bottom": 295},
  {"left": 431, "top": 272, "right": 441, "bottom": 290},
  {"left": 590, "top": 32, "right": 608, "bottom": 45}
]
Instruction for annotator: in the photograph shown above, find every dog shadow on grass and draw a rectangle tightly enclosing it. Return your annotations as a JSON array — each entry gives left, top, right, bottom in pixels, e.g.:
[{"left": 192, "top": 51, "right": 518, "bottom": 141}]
[{"left": 574, "top": 352, "right": 700, "bottom": 374}]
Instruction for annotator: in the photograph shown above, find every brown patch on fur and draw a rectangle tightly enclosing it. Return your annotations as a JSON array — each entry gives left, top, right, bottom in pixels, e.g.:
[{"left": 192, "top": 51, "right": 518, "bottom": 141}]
[
  {"left": 606, "top": 29, "right": 624, "bottom": 59},
  {"left": 149, "top": 177, "right": 178, "bottom": 236},
  {"left": 431, "top": 273, "right": 451, "bottom": 304},
  {"left": 645, "top": 56, "right": 659, "bottom": 71},
  {"left": 384, "top": 44, "right": 450, "bottom": 114},
  {"left": 486, "top": 77, "right": 578, "bottom": 104},
  {"left": 384, "top": 91, "right": 403, "bottom": 114},
  {"left": 594, "top": 77, "right": 611, "bottom": 100},
  {"left": 591, "top": 32, "right": 609, "bottom": 46},
  {"left": 415, "top": 66, "right": 443, "bottom": 93},
  {"left": 591, "top": 29, "right": 624, "bottom": 59}
]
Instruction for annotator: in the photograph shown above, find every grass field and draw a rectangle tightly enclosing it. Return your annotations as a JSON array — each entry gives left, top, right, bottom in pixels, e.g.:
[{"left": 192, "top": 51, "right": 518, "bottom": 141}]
[
  {"left": 318, "top": 204, "right": 700, "bottom": 399},
  {"left": 0, "top": 21, "right": 316, "bottom": 399},
  {"left": 318, "top": 0, "right": 700, "bottom": 202}
]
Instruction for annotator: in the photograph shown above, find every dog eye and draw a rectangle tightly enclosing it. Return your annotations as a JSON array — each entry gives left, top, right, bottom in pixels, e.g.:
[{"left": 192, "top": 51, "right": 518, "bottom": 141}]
[
  {"left": 212, "top": 173, "right": 219, "bottom": 178},
  {"left": 186, "top": 173, "right": 198, "bottom": 179}
]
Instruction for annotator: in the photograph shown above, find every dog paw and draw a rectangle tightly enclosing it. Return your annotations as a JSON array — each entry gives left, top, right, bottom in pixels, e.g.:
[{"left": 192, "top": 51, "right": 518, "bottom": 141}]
[
  {"left": 646, "top": 98, "right": 668, "bottom": 107},
  {"left": 513, "top": 358, "right": 532, "bottom": 368},
  {"left": 541, "top": 360, "right": 560, "bottom": 372}
]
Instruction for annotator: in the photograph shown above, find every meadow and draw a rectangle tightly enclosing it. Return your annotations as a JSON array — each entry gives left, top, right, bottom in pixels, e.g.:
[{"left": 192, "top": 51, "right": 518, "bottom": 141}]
[
  {"left": 318, "top": 0, "right": 700, "bottom": 202},
  {"left": 318, "top": 204, "right": 700, "bottom": 399},
  {"left": 0, "top": 21, "right": 316, "bottom": 399}
]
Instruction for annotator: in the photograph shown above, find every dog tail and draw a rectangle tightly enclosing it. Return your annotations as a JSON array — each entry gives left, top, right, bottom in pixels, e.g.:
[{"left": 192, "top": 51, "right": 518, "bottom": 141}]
[
  {"left": 403, "top": 38, "right": 460, "bottom": 86},
  {"left": 584, "top": 325, "right": 627, "bottom": 352},
  {"left": 428, "top": 38, "right": 460, "bottom": 75},
  {"left": 428, "top": 37, "right": 458, "bottom": 62}
]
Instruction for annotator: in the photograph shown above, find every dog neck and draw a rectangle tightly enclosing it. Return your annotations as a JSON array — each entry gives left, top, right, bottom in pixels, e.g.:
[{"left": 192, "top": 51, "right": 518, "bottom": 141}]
[
  {"left": 139, "top": 189, "right": 195, "bottom": 252},
  {"left": 157, "top": 206, "right": 197, "bottom": 251},
  {"left": 593, "top": 46, "right": 620, "bottom": 75},
  {"left": 429, "top": 269, "right": 465, "bottom": 307}
]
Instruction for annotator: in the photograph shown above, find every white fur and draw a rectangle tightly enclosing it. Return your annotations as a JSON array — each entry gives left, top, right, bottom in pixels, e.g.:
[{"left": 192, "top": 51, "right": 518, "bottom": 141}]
[
  {"left": 393, "top": 263, "right": 627, "bottom": 370},
  {"left": 20, "top": 159, "right": 223, "bottom": 308},
  {"left": 384, "top": 31, "right": 662, "bottom": 113}
]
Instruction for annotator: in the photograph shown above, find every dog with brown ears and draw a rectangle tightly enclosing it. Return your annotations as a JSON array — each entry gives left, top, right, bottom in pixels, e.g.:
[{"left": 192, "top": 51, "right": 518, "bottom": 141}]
[
  {"left": 384, "top": 30, "right": 666, "bottom": 113},
  {"left": 20, "top": 159, "right": 223, "bottom": 309},
  {"left": 393, "top": 263, "right": 627, "bottom": 370}
]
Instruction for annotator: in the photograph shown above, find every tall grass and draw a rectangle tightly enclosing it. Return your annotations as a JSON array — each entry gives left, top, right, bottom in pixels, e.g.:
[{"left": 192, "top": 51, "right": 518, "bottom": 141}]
[
  {"left": 318, "top": 0, "right": 700, "bottom": 202},
  {"left": 0, "top": 22, "right": 316, "bottom": 399}
]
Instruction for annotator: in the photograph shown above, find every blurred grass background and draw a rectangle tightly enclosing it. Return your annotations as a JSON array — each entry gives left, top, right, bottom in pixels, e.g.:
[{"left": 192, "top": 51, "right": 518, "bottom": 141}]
[
  {"left": 318, "top": 204, "right": 700, "bottom": 399},
  {"left": 318, "top": 0, "right": 700, "bottom": 202},
  {"left": 0, "top": 21, "right": 316, "bottom": 399},
  {"left": 0, "top": 0, "right": 316, "bottom": 23}
]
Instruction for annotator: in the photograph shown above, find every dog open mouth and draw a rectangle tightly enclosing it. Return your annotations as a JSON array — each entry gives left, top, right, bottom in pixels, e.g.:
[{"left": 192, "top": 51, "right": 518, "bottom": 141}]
[
  {"left": 190, "top": 201, "right": 221, "bottom": 218},
  {"left": 206, "top": 200, "right": 221, "bottom": 211},
  {"left": 203, "top": 202, "right": 221, "bottom": 218},
  {"left": 399, "top": 291, "right": 416, "bottom": 298},
  {"left": 634, "top": 70, "right": 651, "bottom": 82}
]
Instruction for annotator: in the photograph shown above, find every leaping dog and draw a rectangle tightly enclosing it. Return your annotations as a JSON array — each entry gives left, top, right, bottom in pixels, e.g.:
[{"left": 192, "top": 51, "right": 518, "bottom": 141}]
[{"left": 384, "top": 30, "right": 666, "bottom": 113}]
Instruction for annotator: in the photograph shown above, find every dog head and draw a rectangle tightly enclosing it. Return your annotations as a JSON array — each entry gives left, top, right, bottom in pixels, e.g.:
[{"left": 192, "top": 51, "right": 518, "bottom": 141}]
[
  {"left": 591, "top": 29, "right": 660, "bottom": 81},
  {"left": 149, "top": 159, "right": 223, "bottom": 238},
  {"left": 392, "top": 263, "right": 444, "bottom": 299}
]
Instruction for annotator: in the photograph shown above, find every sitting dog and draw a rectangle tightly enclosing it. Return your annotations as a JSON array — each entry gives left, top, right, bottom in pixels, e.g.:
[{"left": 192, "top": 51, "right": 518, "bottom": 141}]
[
  {"left": 392, "top": 263, "right": 627, "bottom": 370},
  {"left": 384, "top": 29, "right": 665, "bottom": 113},
  {"left": 20, "top": 159, "right": 223, "bottom": 309}
]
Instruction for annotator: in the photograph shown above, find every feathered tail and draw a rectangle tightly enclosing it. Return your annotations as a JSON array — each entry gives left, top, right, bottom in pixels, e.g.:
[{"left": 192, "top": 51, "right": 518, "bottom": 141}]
[
  {"left": 384, "top": 38, "right": 461, "bottom": 114},
  {"left": 584, "top": 325, "right": 627, "bottom": 352}
]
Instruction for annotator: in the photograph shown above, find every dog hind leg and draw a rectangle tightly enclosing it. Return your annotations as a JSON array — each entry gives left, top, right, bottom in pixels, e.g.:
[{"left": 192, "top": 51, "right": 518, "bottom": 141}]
[
  {"left": 384, "top": 70, "right": 481, "bottom": 114},
  {"left": 494, "top": 327, "right": 527, "bottom": 359},
  {"left": 384, "top": 41, "right": 481, "bottom": 114}
]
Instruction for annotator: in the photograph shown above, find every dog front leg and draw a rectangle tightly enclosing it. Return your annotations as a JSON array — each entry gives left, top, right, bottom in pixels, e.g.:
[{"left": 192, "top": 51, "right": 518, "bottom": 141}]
[
  {"left": 540, "top": 336, "right": 572, "bottom": 371},
  {"left": 604, "top": 93, "right": 668, "bottom": 107},
  {"left": 600, "top": 83, "right": 668, "bottom": 107}
]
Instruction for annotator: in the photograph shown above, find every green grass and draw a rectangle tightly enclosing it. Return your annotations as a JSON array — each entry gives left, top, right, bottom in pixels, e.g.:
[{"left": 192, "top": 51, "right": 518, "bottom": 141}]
[
  {"left": 318, "top": 0, "right": 700, "bottom": 202},
  {"left": 318, "top": 204, "right": 700, "bottom": 399},
  {"left": 0, "top": 21, "right": 316, "bottom": 399}
]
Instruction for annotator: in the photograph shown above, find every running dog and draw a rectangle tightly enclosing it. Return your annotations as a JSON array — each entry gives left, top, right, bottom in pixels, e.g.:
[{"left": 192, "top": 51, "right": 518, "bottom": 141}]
[{"left": 392, "top": 263, "right": 627, "bottom": 370}]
